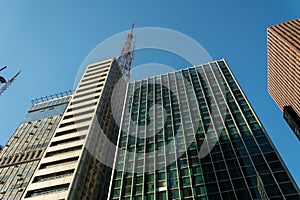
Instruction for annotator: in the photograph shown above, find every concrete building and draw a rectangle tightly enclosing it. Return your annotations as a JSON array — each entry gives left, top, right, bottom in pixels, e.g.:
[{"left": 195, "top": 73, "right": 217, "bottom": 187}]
[
  {"left": 0, "top": 91, "right": 71, "bottom": 199},
  {"left": 108, "top": 60, "right": 300, "bottom": 199},
  {"left": 21, "top": 58, "right": 123, "bottom": 200},
  {"left": 267, "top": 18, "right": 300, "bottom": 139}
]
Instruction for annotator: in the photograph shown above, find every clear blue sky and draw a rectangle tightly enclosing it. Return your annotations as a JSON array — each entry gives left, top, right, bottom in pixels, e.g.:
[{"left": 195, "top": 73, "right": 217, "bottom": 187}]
[{"left": 0, "top": 0, "right": 299, "bottom": 187}]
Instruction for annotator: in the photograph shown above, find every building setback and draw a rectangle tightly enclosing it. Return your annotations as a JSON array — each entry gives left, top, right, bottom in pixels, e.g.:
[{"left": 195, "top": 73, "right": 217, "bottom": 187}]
[
  {"left": 108, "top": 59, "right": 300, "bottom": 200},
  {"left": 0, "top": 91, "right": 71, "bottom": 199},
  {"left": 267, "top": 18, "right": 300, "bottom": 139}
]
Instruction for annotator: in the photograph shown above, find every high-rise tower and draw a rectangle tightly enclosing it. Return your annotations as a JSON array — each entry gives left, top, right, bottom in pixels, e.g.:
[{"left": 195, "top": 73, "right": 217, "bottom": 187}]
[
  {"left": 0, "top": 91, "right": 71, "bottom": 199},
  {"left": 108, "top": 59, "right": 300, "bottom": 200},
  {"left": 267, "top": 18, "right": 300, "bottom": 140},
  {"left": 21, "top": 58, "right": 123, "bottom": 200}
]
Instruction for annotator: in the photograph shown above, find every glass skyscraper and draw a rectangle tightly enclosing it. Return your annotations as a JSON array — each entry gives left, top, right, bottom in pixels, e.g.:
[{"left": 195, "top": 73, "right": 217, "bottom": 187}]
[{"left": 108, "top": 59, "right": 300, "bottom": 200}]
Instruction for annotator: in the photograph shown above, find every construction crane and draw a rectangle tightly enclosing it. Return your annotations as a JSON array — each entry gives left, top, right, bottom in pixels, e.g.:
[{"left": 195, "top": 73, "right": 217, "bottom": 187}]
[
  {"left": 0, "top": 66, "right": 21, "bottom": 96},
  {"left": 117, "top": 22, "right": 136, "bottom": 78}
]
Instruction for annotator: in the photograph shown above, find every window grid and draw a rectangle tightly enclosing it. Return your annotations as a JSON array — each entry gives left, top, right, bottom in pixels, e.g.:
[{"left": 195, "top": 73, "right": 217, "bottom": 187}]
[{"left": 109, "top": 60, "right": 300, "bottom": 200}]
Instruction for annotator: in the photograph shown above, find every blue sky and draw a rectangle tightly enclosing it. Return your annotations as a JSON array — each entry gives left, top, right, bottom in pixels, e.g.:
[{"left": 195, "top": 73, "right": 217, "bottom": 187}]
[{"left": 0, "top": 0, "right": 299, "bottom": 186}]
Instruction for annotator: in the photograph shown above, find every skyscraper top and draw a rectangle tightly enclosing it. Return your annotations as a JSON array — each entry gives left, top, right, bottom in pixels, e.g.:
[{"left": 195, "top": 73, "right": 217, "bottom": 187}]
[
  {"left": 267, "top": 18, "right": 300, "bottom": 115},
  {"left": 267, "top": 18, "right": 300, "bottom": 52},
  {"left": 31, "top": 90, "right": 73, "bottom": 105},
  {"left": 267, "top": 18, "right": 300, "bottom": 139}
]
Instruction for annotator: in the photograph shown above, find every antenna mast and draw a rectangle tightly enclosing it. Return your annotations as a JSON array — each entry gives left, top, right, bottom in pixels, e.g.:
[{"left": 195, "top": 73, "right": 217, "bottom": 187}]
[{"left": 117, "top": 22, "right": 136, "bottom": 78}]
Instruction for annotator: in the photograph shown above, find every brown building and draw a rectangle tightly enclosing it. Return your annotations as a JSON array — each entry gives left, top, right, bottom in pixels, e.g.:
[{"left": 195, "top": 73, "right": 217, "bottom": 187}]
[{"left": 267, "top": 18, "right": 300, "bottom": 139}]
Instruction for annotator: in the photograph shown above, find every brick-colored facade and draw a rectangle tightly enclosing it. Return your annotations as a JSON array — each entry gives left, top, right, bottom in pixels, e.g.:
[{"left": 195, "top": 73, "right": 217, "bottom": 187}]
[{"left": 267, "top": 18, "right": 300, "bottom": 116}]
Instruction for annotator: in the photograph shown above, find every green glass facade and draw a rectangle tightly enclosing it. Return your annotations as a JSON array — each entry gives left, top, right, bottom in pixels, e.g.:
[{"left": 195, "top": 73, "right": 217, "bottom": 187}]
[{"left": 108, "top": 60, "right": 300, "bottom": 200}]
